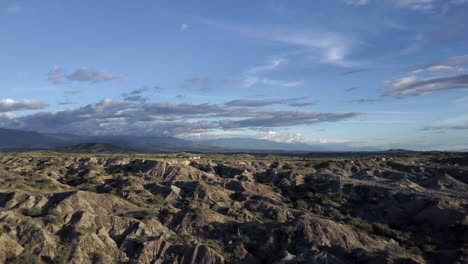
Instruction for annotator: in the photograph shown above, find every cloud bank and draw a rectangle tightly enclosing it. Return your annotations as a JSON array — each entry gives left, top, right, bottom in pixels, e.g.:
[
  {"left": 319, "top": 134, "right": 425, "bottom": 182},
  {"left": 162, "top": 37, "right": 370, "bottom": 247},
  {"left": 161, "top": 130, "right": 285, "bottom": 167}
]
[{"left": 0, "top": 99, "right": 361, "bottom": 137}]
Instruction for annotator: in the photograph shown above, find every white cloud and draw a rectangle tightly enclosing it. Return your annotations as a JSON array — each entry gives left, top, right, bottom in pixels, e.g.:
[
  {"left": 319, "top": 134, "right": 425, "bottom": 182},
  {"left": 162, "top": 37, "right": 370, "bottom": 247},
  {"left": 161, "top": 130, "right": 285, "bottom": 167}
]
[
  {"left": 256, "top": 129, "right": 303, "bottom": 143},
  {"left": 0, "top": 99, "right": 49, "bottom": 112},
  {"left": 317, "top": 138, "right": 353, "bottom": 144},
  {"left": 180, "top": 24, "right": 189, "bottom": 31}
]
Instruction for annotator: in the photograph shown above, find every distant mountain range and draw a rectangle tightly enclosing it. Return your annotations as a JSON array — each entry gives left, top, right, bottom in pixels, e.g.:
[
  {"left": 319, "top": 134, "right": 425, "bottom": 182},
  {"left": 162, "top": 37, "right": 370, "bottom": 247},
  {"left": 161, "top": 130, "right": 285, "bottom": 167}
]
[
  {"left": 0, "top": 127, "right": 219, "bottom": 153},
  {"left": 54, "top": 143, "right": 138, "bottom": 154},
  {"left": 0, "top": 127, "right": 382, "bottom": 153}
]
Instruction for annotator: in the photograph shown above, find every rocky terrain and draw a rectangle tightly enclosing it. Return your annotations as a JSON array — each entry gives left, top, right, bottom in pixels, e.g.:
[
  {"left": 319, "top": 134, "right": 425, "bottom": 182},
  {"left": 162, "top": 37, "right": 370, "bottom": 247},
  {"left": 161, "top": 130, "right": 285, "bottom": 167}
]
[{"left": 0, "top": 152, "right": 467, "bottom": 264}]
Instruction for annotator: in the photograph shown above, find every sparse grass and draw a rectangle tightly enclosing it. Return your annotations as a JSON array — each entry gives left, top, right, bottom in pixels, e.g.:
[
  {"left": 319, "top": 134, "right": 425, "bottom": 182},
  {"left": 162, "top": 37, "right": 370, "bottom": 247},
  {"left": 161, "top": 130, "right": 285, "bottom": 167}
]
[
  {"left": 21, "top": 207, "right": 44, "bottom": 217},
  {"left": 43, "top": 210, "right": 63, "bottom": 225},
  {"left": 34, "top": 178, "right": 55, "bottom": 189},
  {"left": 7, "top": 251, "right": 43, "bottom": 264},
  {"left": 76, "top": 226, "right": 96, "bottom": 234},
  {"left": 51, "top": 255, "right": 67, "bottom": 264},
  {"left": 372, "top": 223, "right": 410, "bottom": 242},
  {"left": 346, "top": 217, "right": 373, "bottom": 233},
  {"left": 328, "top": 208, "right": 345, "bottom": 220},
  {"left": 327, "top": 209, "right": 373, "bottom": 233},
  {"left": 280, "top": 225, "right": 296, "bottom": 240},
  {"left": 126, "top": 210, "right": 158, "bottom": 221}
]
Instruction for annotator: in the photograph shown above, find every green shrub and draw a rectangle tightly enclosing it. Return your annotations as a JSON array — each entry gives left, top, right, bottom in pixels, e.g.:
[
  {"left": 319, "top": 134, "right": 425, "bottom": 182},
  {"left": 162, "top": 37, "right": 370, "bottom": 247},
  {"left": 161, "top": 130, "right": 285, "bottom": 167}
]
[
  {"left": 90, "top": 252, "right": 106, "bottom": 264},
  {"left": 191, "top": 207, "right": 203, "bottom": 219},
  {"left": 35, "top": 178, "right": 54, "bottom": 189},
  {"left": 51, "top": 255, "right": 67, "bottom": 264},
  {"left": 346, "top": 217, "right": 373, "bottom": 233},
  {"left": 328, "top": 208, "right": 345, "bottom": 220},
  {"left": 133, "top": 235, "right": 149, "bottom": 246},
  {"left": 421, "top": 243, "right": 437, "bottom": 253},
  {"left": 280, "top": 225, "right": 296, "bottom": 239},
  {"left": 305, "top": 192, "right": 314, "bottom": 200},
  {"left": 294, "top": 200, "right": 308, "bottom": 211}
]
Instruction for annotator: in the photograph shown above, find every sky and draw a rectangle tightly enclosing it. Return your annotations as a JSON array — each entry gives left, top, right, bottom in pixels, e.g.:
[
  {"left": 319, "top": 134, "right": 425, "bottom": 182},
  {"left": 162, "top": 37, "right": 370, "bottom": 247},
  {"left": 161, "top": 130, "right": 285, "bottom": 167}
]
[{"left": 1, "top": 0, "right": 468, "bottom": 151}]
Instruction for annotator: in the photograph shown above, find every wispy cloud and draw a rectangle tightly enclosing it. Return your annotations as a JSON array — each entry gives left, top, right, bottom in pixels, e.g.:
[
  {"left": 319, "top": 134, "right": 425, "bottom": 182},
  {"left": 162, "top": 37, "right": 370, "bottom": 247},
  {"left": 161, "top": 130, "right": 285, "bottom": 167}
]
[
  {"left": 197, "top": 18, "right": 357, "bottom": 66},
  {"left": 348, "top": 98, "right": 383, "bottom": 103},
  {"left": 48, "top": 66, "right": 65, "bottom": 84},
  {"left": 421, "top": 114, "right": 468, "bottom": 130},
  {"left": 380, "top": 74, "right": 468, "bottom": 97},
  {"left": 219, "top": 111, "right": 362, "bottom": 129},
  {"left": 339, "top": 69, "right": 368, "bottom": 76},
  {"left": 342, "top": 0, "right": 434, "bottom": 10},
  {"left": 401, "top": 54, "right": 468, "bottom": 74},
  {"left": 242, "top": 58, "right": 303, "bottom": 88},
  {"left": 225, "top": 96, "right": 313, "bottom": 107},
  {"left": 67, "top": 67, "right": 127, "bottom": 82},
  {"left": 346, "top": 87, "right": 359, "bottom": 92},
  {"left": 0, "top": 99, "right": 49, "bottom": 112},
  {"left": 288, "top": 102, "right": 318, "bottom": 107},
  {"left": 393, "top": 0, "right": 434, "bottom": 11},
  {"left": 57, "top": 98, "right": 77, "bottom": 106},
  {"left": 181, "top": 76, "right": 212, "bottom": 91},
  {"left": 341, "top": 0, "right": 370, "bottom": 6},
  {"left": 121, "top": 86, "right": 161, "bottom": 102},
  {"left": 6, "top": 5, "right": 24, "bottom": 13},
  {"left": 47, "top": 66, "right": 127, "bottom": 84},
  {"left": 180, "top": 24, "right": 189, "bottom": 31},
  {"left": 268, "top": 30, "right": 356, "bottom": 66},
  {"left": 454, "top": 96, "right": 468, "bottom": 105}
]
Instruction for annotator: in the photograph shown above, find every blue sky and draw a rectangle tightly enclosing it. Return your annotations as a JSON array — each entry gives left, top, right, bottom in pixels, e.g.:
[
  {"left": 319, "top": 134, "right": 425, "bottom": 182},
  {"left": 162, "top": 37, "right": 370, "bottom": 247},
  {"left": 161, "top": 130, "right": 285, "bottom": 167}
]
[{"left": 1, "top": 0, "right": 468, "bottom": 150}]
